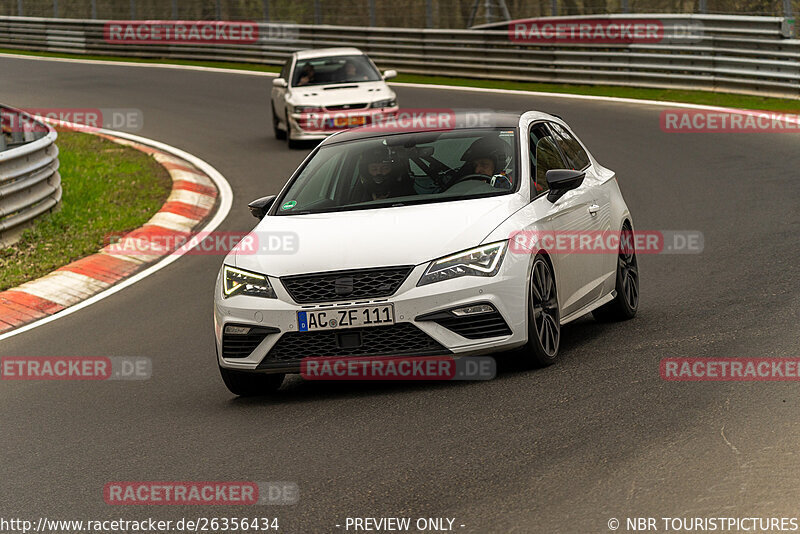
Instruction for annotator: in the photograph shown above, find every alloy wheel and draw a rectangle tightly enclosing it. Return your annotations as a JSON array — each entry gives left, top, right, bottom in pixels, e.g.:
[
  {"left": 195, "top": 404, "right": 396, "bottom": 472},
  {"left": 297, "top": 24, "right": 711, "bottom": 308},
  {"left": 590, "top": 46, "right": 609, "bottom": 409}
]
[{"left": 531, "top": 258, "right": 560, "bottom": 358}]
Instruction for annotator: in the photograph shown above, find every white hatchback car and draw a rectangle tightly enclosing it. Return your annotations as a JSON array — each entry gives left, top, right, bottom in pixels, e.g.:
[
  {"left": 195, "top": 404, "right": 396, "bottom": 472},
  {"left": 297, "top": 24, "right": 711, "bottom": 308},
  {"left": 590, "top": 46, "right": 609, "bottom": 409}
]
[
  {"left": 215, "top": 111, "right": 639, "bottom": 395},
  {"left": 271, "top": 47, "right": 399, "bottom": 148}
]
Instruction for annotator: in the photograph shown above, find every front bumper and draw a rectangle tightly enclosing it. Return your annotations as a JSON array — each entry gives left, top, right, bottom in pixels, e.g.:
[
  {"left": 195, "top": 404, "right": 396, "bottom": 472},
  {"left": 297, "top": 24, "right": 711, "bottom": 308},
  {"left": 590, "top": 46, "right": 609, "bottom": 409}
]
[
  {"left": 214, "top": 260, "right": 528, "bottom": 374},
  {"left": 288, "top": 107, "right": 399, "bottom": 140}
]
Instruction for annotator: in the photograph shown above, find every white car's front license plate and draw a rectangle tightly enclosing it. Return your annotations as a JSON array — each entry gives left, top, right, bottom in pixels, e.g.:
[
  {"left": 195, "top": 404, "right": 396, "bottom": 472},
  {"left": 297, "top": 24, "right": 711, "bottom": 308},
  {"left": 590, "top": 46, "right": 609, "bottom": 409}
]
[
  {"left": 325, "top": 115, "right": 366, "bottom": 128},
  {"left": 297, "top": 304, "right": 395, "bottom": 332}
]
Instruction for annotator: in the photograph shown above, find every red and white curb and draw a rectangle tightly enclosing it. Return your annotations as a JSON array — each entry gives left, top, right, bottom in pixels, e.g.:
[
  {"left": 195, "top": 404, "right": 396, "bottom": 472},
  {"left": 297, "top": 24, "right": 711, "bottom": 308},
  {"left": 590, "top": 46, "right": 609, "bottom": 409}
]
[{"left": 0, "top": 128, "right": 230, "bottom": 336}]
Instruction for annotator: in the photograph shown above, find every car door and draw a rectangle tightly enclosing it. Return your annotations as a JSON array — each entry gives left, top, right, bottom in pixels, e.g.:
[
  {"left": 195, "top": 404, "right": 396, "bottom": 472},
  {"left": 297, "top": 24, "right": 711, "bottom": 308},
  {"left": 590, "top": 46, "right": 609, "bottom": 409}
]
[
  {"left": 548, "top": 121, "right": 616, "bottom": 290},
  {"left": 528, "top": 121, "right": 606, "bottom": 319}
]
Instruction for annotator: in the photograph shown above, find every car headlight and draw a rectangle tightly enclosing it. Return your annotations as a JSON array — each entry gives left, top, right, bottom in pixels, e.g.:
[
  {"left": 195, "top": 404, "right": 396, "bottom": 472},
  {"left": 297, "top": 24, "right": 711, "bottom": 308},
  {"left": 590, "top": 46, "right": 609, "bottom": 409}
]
[
  {"left": 222, "top": 265, "right": 276, "bottom": 299},
  {"left": 370, "top": 99, "right": 397, "bottom": 108},
  {"left": 417, "top": 241, "right": 507, "bottom": 286},
  {"left": 293, "top": 105, "right": 323, "bottom": 113}
]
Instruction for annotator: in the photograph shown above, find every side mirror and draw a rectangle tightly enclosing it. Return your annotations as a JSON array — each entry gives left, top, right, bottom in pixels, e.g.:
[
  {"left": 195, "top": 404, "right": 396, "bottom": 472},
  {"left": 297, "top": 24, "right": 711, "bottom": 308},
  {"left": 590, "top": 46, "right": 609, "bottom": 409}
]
[
  {"left": 272, "top": 78, "right": 288, "bottom": 88},
  {"left": 248, "top": 195, "right": 276, "bottom": 220},
  {"left": 545, "top": 169, "right": 585, "bottom": 203},
  {"left": 382, "top": 69, "right": 397, "bottom": 80}
]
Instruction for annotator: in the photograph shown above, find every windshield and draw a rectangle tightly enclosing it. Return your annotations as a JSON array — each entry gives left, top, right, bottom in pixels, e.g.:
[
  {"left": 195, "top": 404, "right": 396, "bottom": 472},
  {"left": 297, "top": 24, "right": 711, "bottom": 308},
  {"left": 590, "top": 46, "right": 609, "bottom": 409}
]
[
  {"left": 292, "top": 55, "right": 383, "bottom": 87},
  {"left": 274, "top": 128, "right": 519, "bottom": 215}
]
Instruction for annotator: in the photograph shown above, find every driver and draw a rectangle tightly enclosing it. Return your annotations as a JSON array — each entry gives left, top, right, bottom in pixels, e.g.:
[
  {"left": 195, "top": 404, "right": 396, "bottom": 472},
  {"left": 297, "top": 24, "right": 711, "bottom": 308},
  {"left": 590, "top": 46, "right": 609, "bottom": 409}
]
[
  {"left": 353, "top": 146, "right": 414, "bottom": 202},
  {"left": 456, "top": 135, "right": 512, "bottom": 188}
]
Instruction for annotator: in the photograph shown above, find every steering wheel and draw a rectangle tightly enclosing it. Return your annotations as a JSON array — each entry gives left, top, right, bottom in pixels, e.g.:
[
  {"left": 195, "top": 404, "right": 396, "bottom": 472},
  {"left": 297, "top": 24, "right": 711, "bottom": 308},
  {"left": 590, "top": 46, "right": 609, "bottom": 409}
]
[{"left": 440, "top": 173, "right": 491, "bottom": 192}]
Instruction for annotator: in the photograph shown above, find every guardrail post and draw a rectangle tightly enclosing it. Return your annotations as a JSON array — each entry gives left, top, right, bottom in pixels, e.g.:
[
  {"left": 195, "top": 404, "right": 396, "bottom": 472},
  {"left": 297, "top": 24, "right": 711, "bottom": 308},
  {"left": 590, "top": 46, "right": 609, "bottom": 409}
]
[
  {"left": 426, "top": 0, "right": 433, "bottom": 28},
  {"left": 0, "top": 112, "right": 6, "bottom": 151},
  {"left": 172, "top": 0, "right": 178, "bottom": 19},
  {"left": 550, "top": 0, "right": 557, "bottom": 16},
  {"left": 5, "top": 110, "right": 22, "bottom": 145},
  {"left": 53, "top": 0, "right": 59, "bottom": 17},
  {"left": 314, "top": 0, "right": 322, "bottom": 24},
  {"left": 369, "top": 0, "right": 376, "bottom": 26},
  {"left": 10, "top": 126, "right": 23, "bottom": 145},
  {"left": 698, "top": 0, "right": 707, "bottom": 13},
  {"left": 262, "top": 0, "right": 269, "bottom": 22},
  {"left": 22, "top": 121, "right": 35, "bottom": 143},
  {"left": 783, "top": 0, "right": 793, "bottom": 18},
  {"left": 621, "top": 0, "right": 629, "bottom": 13},
  {"left": 17, "top": 0, "right": 23, "bottom": 16},
  {"left": 216, "top": 0, "right": 221, "bottom": 20},
  {"left": 91, "top": 0, "right": 97, "bottom": 19},
  {"left": 130, "top": 0, "right": 136, "bottom": 19}
]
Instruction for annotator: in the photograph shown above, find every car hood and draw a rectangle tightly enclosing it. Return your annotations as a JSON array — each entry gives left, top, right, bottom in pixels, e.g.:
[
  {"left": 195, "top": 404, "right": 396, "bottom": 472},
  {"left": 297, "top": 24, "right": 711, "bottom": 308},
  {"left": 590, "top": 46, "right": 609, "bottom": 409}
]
[
  {"left": 288, "top": 81, "right": 394, "bottom": 108},
  {"left": 233, "top": 195, "right": 524, "bottom": 276}
]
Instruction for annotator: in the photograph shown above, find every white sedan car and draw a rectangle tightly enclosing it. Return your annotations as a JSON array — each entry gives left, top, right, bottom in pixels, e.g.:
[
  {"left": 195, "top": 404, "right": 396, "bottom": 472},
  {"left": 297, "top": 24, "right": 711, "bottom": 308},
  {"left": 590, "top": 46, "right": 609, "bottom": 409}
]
[
  {"left": 215, "top": 111, "right": 639, "bottom": 395},
  {"left": 271, "top": 47, "right": 399, "bottom": 148}
]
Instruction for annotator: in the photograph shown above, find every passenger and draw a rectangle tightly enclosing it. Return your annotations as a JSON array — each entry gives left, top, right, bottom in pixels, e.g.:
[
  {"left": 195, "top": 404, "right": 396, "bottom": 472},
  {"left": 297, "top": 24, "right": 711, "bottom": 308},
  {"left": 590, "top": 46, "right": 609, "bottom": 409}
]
[{"left": 352, "top": 147, "right": 414, "bottom": 202}]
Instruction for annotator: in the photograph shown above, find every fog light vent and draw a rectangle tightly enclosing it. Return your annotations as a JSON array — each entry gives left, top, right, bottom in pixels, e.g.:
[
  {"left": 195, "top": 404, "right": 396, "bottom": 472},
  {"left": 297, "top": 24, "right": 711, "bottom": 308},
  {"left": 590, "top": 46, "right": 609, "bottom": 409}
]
[
  {"left": 452, "top": 304, "right": 495, "bottom": 316},
  {"left": 225, "top": 325, "right": 251, "bottom": 335}
]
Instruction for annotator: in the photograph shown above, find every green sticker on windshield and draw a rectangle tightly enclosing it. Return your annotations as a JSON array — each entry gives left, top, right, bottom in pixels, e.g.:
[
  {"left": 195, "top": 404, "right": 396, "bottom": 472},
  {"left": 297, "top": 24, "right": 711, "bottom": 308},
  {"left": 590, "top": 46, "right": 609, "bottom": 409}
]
[{"left": 281, "top": 200, "right": 297, "bottom": 211}]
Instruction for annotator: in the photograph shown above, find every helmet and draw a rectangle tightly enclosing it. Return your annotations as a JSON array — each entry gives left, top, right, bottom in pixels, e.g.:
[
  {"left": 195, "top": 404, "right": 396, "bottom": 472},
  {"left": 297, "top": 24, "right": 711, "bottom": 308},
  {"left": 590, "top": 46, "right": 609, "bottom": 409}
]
[
  {"left": 359, "top": 146, "right": 401, "bottom": 197},
  {"left": 460, "top": 135, "right": 510, "bottom": 176}
]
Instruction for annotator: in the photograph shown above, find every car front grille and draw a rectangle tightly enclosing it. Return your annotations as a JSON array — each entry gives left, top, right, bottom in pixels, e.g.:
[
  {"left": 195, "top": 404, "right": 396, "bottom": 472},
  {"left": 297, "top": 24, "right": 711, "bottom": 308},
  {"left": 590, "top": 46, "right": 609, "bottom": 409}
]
[
  {"left": 280, "top": 266, "right": 414, "bottom": 304},
  {"left": 257, "top": 323, "right": 449, "bottom": 364},
  {"left": 325, "top": 103, "right": 368, "bottom": 111}
]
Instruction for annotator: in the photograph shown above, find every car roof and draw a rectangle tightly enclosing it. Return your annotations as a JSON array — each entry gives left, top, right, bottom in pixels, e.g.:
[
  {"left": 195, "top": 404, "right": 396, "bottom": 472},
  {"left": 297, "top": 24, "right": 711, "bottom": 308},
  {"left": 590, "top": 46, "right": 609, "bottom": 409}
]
[
  {"left": 321, "top": 111, "right": 528, "bottom": 145},
  {"left": 294, "top": 48, "right": 364, "bottom": 60}
]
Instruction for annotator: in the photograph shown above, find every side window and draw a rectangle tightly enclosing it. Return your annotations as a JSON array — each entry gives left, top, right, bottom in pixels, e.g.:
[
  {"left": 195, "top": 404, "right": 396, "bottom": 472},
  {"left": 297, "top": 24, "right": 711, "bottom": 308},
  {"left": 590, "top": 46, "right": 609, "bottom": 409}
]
[
  {"left": 549, "top": 122, "right": 590, "bottom": 170},
  {"left": 279, "top": 59, "right": 291, "bottom": 81},
  {"left": 529, "top": 123, "right": 567, "bottom": 198}
]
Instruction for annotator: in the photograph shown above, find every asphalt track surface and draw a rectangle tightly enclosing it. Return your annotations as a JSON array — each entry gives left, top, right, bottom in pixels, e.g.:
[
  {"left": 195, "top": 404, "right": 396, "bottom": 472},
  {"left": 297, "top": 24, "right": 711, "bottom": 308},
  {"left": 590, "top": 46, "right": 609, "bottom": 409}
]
[{"left": 1, "top": 56, "right": 800, "bottom": 533}]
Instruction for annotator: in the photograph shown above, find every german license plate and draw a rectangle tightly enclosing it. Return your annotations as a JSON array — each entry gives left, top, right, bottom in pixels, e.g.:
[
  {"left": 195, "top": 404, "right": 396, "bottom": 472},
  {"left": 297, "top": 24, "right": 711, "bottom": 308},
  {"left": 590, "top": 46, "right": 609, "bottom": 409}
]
[{"left": 298, "top": 304, "right": 394, "bottom": 332}]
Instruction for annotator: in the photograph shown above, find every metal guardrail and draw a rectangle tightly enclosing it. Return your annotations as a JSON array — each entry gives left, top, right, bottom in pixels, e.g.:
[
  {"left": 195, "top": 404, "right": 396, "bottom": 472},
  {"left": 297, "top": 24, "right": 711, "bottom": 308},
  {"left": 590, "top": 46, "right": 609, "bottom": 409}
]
[
  {"left": 0, "top": 105, "right": 60, "bottom": 247},
  {"left": 1, "top": 0, "right": 797, "bottom": 28},
  {"left": 0, "top": 15, "right": 798, "bottom": 99}
]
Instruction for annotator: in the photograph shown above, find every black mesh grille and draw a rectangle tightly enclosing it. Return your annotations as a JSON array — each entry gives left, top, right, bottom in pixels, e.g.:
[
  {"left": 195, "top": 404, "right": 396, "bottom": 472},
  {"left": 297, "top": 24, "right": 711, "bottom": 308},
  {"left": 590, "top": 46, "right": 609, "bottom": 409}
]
[
  {"left": 222, "top": 326, "right": 278, "bottom": 359},
  {"left": 280, "top": 266, "right": 413, "bottom": 304},
  {"left": 432, "top": 312, "right": 512, "bottom": 340},
  {"left": 258, "top": 323, "right": 449, "bottom": 364},
  {"left": 325, "top": 103, "right": 367, "bottom": 111}
]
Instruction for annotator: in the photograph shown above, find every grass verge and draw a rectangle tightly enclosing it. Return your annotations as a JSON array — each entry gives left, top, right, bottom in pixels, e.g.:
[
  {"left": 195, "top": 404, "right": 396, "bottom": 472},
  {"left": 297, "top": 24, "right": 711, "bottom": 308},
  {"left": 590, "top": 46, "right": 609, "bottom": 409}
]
[
  {"left": 2, "top": 47, "right": 800, "bottom": 112},
  {"left": 0, "top": 128, "right": 172, "bottom": 291}
]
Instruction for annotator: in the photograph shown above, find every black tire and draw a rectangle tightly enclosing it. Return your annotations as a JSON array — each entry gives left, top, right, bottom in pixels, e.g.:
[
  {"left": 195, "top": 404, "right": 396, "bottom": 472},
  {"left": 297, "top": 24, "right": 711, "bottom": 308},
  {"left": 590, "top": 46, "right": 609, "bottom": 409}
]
[
  {"left": 592, "top": 222, "right": 639, "bottom": 322},
  {"left": 286, "top": 111, "right": 302, "bottom": 149},
  {"left": 219, "top": 366, "right": 284, "bottom": 397},
  {"left": 523, "top": 254, "right": 561, "bottom": 367},
  {"left": 272, "top": 104, "right": 286, "bottom": 140}
]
